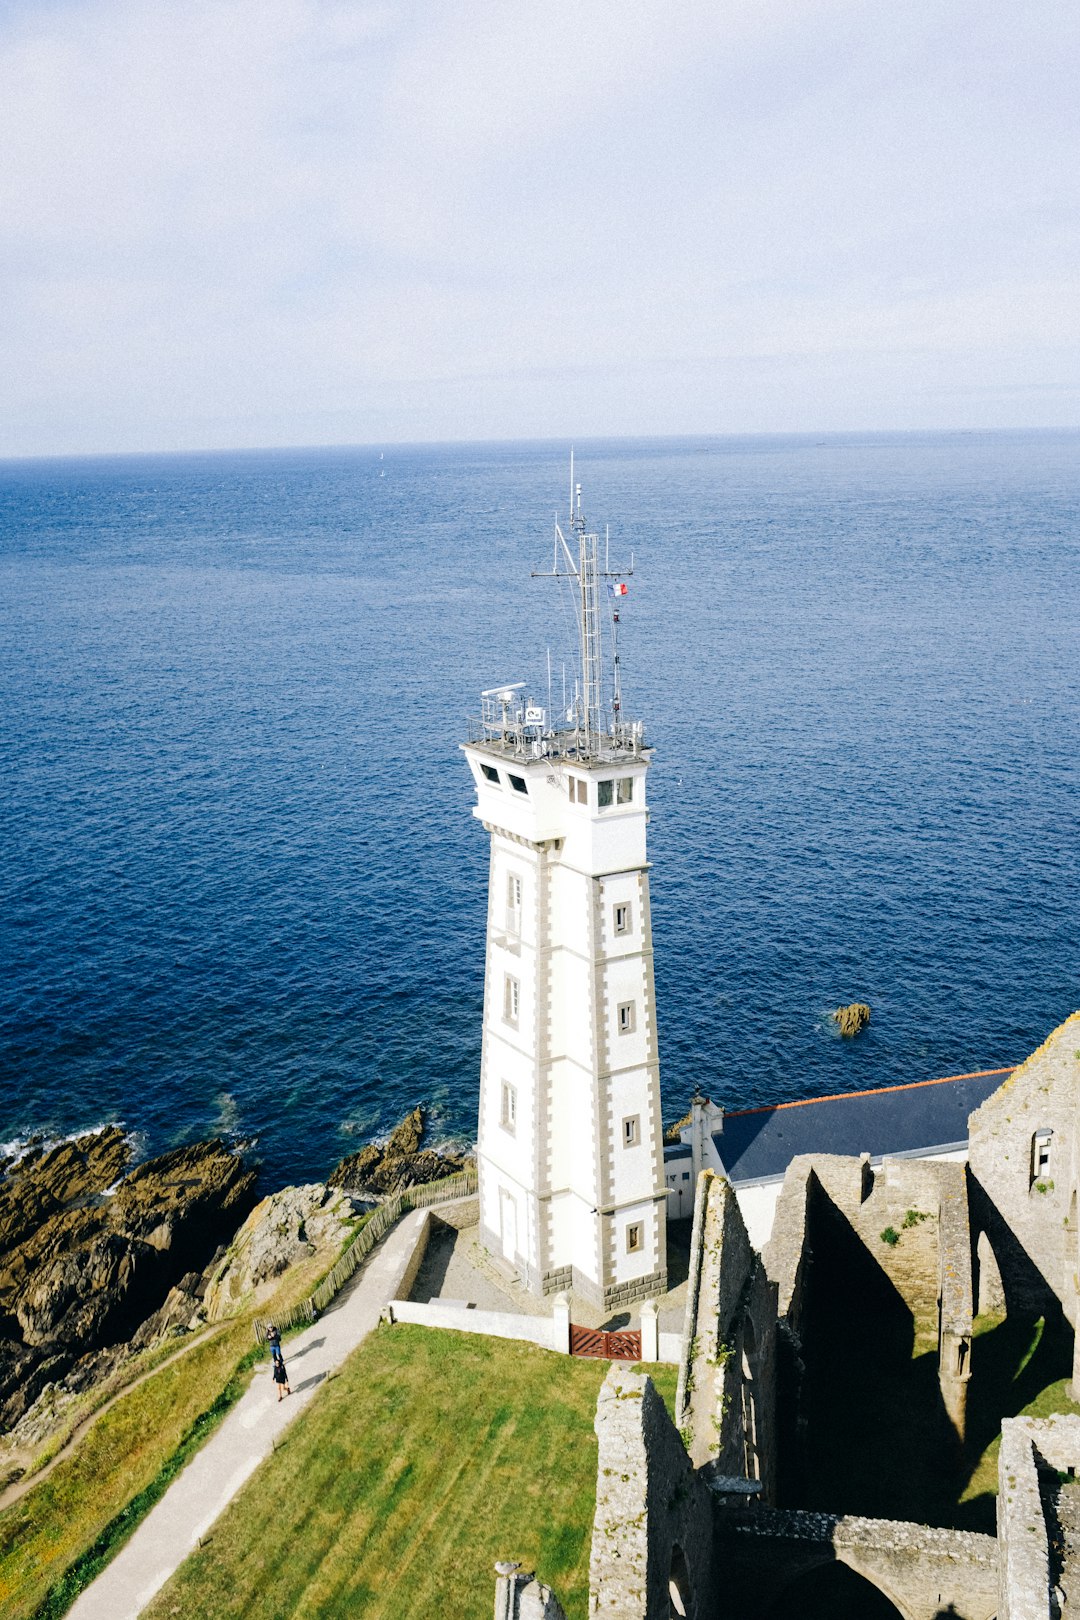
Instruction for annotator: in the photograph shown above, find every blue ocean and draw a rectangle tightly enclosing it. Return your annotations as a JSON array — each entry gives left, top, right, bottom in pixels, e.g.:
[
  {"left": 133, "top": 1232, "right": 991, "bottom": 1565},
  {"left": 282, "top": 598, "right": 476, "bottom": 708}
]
[{"left": 1, "top": 432, "right": 1077, "bottom": 1191}]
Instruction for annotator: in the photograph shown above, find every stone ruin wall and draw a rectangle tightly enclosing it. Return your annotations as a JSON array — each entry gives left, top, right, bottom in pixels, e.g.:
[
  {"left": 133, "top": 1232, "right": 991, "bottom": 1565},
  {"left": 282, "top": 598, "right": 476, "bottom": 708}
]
[
  {"left": 998, "top": 1411, "right": 1080, "bottom": 1620},
  {"left": 675, "top": 1171, "right": 777, "bottom": 1493},
  {"left": 490, "top": 1018, "right": 1080, "bottom": 1620},
  {"left": 589, "top": 1365, "right": 714, "bottom": 1620},
  {"left": 716, "top": 1504, "right": 999, "bottom": 1620},
  {"left": 764, "top": 1149, "right": 977, "bottom": 1440},
  {"left": 968, "top": 1011, "right": 1080, "bottom": 1329}
]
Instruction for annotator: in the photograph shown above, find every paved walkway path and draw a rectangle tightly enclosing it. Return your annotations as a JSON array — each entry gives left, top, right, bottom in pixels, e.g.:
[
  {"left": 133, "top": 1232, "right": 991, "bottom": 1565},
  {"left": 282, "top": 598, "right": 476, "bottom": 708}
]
[{"left": 68, "top": 1208, "right": 430, "bottom": 1620}]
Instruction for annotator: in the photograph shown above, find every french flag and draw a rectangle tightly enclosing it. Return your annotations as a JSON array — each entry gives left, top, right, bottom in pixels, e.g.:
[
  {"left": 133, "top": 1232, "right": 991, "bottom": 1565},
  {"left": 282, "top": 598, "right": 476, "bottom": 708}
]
[{"left": 610, "top": 582, "right": 628, "bottom": 597}]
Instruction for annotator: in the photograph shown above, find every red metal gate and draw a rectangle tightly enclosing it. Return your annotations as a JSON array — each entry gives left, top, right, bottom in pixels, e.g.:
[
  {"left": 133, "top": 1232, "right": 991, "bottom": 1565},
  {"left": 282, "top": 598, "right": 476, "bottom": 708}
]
[{"left": 569, "top": 1324, "right": 642, "bottom": 1361}]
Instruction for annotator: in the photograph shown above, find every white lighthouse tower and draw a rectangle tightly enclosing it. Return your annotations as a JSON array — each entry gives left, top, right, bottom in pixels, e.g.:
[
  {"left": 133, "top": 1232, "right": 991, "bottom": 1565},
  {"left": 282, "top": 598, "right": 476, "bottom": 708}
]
[{"left": 462, "top": 466, "right": 667, "bottom": 1311}]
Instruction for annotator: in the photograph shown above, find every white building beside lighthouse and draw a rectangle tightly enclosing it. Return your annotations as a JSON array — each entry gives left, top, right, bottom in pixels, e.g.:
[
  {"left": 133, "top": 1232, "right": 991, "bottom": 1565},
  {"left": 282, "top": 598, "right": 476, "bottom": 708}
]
[{"left": 462, "top": 471, "right": 668, "bottom": 1310}]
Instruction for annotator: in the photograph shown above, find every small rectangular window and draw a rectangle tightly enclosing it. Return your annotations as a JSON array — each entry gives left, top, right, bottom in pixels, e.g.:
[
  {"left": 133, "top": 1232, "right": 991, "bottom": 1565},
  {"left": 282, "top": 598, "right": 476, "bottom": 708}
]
[
  {"left": 682, "top": 1172, "right": 690, "bottom": 1182},
  {"left": 623, "top": 1115, "right": 639, "bottom": 1148},
  {"left": 597, "top": 779, "right": 613, "bottom": 807},
  {"left": 509, "top": 774, "right": 528, "bottom": 794},
  {"left": 504, "top": 975, "right": 520, "bottom": 1025},
  {"left": 613, "top": 902, "right": 631, "bottom": 935},
  {"left": 1032, "top": 1129, "right": 1053, "bottom": 1182},
  {"left": 506, "top": 873, "right": 522, "bottom": 930},
  {"left": 501, "top": 1081, "right": 517, "bottom": 1133},
  {"left": 626, "top": 1223, "right": 642, "bottom": 1254},
  {"left": 480, "top": 763, "right": 500, "bottom": 783},
  {"left": 573, "top": 778, "right": 588, "bottom": 804},
  {"left": 617, "top": 1001, "right": 635, "bottom": 1035},
  {"left": 616, "top": 777, "right": 633, "bottom": 804}
]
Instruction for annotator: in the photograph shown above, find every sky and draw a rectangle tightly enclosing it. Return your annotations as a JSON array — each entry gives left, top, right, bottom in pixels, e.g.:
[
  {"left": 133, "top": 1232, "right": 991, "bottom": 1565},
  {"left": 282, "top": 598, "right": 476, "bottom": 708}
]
[{"left": 1, "top": 0, "right": 1078, "bottom": 457}]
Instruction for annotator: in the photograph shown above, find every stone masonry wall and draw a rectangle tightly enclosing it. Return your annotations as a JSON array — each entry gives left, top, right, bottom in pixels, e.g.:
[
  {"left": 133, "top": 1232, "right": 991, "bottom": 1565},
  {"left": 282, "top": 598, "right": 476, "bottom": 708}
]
[
  {"left": 589, "top": 1365, "right": 714, "bottom": 1620},
  {"left": 717, "top": 1505, "right": 998, "bottom": 1620},
  {"left": 763, "top": 1151, "right": 977, "bottom": 1456},
  {"left": 493, "top": 1565, "right": 568, "bottom": 1620},
  {"left": 762, "top": 1155, "right": 817, "bottom": 1325},
  {"left": 807, "top": 1153, "right": 952, "bottom": 1330},
  {"left": 968, "top": 1010, "right": 1080, "bottom": 1323},
  {"left": 998, "top": 1412, "right": 1080, "bottom": 1620},
  {"left": 675, "top": 1172, "right": 777, "bottom": 1496}
]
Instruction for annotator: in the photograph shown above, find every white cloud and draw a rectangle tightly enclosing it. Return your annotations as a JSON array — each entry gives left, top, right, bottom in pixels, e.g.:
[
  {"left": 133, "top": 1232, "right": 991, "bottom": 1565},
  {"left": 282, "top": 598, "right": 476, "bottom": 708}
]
[{"left": 0, "top": 0, "right": 1077, "bottom": 453}]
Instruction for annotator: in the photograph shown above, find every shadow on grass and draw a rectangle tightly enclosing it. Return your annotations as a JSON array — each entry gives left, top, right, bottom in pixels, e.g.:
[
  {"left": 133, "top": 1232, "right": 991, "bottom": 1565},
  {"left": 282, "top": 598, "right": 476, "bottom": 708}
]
[
  {"left": 951, "top": 1312, "right": 1077, "bottom": 1532},
  {"left": 792, "top": 1205, "right": 1076, "bottom": 1534}
]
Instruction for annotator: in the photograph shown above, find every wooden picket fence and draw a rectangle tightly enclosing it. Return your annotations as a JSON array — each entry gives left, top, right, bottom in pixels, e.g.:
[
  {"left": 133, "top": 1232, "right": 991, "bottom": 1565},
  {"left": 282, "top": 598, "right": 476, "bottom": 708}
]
[{"left": 253, "top": 1167, "right": 477, "bottom": 1343}]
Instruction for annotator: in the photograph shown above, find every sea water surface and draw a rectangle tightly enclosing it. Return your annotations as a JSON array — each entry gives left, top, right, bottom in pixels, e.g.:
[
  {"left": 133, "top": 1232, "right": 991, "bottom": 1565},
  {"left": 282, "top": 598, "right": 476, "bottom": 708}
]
[{"left": 1, "top": 432, "right": 1078, "bottom": 1189}]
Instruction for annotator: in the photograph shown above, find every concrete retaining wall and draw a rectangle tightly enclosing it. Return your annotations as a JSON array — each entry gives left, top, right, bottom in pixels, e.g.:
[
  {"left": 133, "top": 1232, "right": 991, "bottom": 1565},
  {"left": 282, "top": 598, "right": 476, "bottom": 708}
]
[
  {"left": 391, "top": 1209, "right": 433, "bottom": 1301},
  {"left": 387, "top": 1297, "right": 558, "bottom": 1351}
]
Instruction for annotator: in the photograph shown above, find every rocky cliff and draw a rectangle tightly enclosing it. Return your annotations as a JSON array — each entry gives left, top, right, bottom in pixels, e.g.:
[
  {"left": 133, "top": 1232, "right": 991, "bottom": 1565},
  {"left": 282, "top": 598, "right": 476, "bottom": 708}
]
[
  {"left": 328, "top": 1105, "right": 471, "bottom": 1196},
  {"left": 0, "top": 1129, "right": 257, "bottom": 1430}
]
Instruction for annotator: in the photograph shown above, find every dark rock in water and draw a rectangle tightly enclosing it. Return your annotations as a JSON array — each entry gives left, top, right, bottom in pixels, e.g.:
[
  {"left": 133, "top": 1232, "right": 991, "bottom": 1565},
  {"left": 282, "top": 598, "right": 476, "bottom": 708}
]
[
  {"left": 832, "top": 1002, "right": 871, "bottom": 1037},
  {"left": 329, "top": 1106, "right": 471, "bottom": 1197},
  {"left": 331, "top": 1142, "right": 384, "bottom": 1189},
  {"left": 0, "top": 1126, "right": 129, "bottom": 1263},
  {"left": 385, "top": 1105, "right": 425, "bottom": 1159},
  {"left": 0, "top": 1132, "right": 257, "bottom": 1431}
]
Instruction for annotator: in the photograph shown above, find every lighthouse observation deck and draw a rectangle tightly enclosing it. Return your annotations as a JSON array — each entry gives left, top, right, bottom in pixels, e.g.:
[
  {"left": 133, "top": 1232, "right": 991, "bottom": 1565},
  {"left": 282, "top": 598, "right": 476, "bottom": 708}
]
[{"left": 465, "top": 683, "right": 649, "bottom": 768}]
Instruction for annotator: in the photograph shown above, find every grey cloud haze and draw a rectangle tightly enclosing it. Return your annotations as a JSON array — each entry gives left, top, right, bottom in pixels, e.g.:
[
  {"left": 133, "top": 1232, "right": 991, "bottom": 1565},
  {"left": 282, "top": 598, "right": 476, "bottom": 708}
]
[{"left": 1, "top": 0, "right": 1077, "bottom": 455}]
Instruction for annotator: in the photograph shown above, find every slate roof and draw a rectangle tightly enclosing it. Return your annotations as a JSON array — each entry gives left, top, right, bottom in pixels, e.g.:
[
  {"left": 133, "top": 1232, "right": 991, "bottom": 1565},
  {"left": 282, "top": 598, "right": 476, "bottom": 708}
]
[{"left": 714, "top": 1068, "right": 1013, "bottom": 1186}]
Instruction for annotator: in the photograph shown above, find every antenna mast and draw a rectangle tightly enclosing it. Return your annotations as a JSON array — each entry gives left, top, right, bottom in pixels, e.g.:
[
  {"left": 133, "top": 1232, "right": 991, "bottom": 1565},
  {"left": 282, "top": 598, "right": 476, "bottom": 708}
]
[{"left": 533, "top": 455, "right": 634, "bottom": 758}]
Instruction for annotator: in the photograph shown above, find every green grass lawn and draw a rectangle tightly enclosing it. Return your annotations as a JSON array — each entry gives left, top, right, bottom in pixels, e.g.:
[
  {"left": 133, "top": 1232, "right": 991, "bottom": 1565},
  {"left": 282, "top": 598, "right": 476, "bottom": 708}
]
[
  {"left": 143, "top": 1325, "right": 613, "bottom": 1620},
  {"left": 0, "top": 1236, "right": 342, "bottom": 1620},
  {"left": 960, "top": 1312, "right": 1080, "bottom": 1519}
]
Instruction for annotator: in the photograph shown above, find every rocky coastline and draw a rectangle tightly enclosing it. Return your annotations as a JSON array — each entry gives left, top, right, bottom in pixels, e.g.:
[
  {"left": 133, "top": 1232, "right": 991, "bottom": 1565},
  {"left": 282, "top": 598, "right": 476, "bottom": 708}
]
[
  {"left": 0, "top": 1106, "right": 471, "bottom": 1457},
  {"left": 0, "top": 1128, "right": 258, "bottom": 1432},
  {"left": 329, "top": 1104, "right": 471, "bottom": 1197}
]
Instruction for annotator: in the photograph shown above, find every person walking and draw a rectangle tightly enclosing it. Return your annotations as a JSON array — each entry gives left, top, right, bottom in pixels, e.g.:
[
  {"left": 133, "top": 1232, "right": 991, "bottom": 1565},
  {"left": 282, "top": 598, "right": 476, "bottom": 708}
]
[
  {"left": 272, "top": 1356, "right": 291, "bottom": 1401},
  {"left": 266, "top": 1323, "right": 282, "bottom": 1363}
]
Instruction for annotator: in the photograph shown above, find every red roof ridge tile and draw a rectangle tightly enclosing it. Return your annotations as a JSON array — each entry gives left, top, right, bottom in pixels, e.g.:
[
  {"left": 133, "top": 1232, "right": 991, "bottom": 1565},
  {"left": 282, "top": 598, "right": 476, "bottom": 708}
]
[{"left": 724, "top": 1067, "right": 1015, "bottom": 1120}]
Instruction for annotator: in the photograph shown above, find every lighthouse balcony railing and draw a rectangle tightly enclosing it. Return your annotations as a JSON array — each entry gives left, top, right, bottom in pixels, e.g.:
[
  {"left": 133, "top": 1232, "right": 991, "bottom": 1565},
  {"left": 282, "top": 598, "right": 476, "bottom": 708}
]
[{"left": 465, "top": 714, "right": 646, "bottom": 764}]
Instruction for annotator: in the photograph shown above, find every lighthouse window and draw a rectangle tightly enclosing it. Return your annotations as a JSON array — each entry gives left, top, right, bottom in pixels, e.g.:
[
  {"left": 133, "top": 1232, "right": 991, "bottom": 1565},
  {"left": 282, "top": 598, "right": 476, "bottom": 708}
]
[
  {"left": 504, "top": 975, "right": 520, "bottom": 1026},
  {"left": 626, "top": 1222, "right": 643, "bottom": 1254},
  {"left": 500, "top": 1082, "right": 517, "bottom": 1134},
  {"left": 480, "top": 763, "right": 500, "bottom": 783},
  {"left": 509, "top": 774, "right": 528, "bottom": 794},
  {"left": 597, "top": 780, "right": 614, "bottom": 807},
  {"left": 506, "top": 873, "right": 522, "bottom": 931},
  {"left": 570, "top": 777, "right": 588, "bottom": 804},
  {"left": 616, "top": 777, "right": 634, "bottom": 804},
  {"left": 623, "top": 1115, "right": 640, "bottom": 1148},
  {"left": 614, "top": 902, "right": 631, "bottom": 936},
  {"left": 617, "top": 1001, "right": 636, "bottom": 1035}
]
